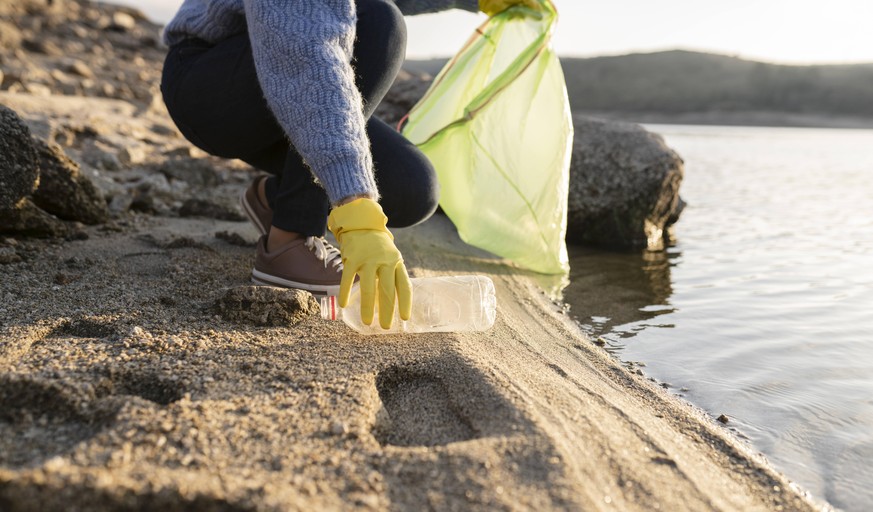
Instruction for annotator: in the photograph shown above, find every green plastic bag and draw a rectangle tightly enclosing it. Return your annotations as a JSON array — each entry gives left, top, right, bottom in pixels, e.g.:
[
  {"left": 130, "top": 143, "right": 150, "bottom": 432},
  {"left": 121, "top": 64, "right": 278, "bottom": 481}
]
[{"left": 402, "top": 1, "right": 572, "bottom": 275}]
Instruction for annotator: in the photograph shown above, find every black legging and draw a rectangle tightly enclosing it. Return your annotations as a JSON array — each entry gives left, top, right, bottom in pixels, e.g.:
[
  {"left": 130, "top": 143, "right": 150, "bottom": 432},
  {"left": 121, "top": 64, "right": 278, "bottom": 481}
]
[{"left": 160, "top": 0, "right": 439, "bottom": 236}]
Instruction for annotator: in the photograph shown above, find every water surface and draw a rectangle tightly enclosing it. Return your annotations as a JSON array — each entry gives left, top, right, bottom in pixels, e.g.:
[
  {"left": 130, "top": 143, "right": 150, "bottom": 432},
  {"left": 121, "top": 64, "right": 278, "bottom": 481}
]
[{"left": 563, "top": 124, "right": 873, "bottom": 511}]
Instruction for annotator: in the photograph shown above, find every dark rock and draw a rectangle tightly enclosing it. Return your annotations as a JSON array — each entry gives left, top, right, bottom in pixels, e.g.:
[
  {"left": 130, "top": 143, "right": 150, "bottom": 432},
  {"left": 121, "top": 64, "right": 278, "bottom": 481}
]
[
  {"left": 0, "top": 104, "right": 39, "bottom": 212},
  {"left": 153, "top": 125, "right": 181, "bottom": 138},
  {"left": 64, "top": 256, "right": 94, "bottom": 269},
  {"left": 567, "top": 116, "right": 684, "bottom": 251},
  {"left": 158, "top": 157, "right": 222, "bottom": 187},
  {"left": 163, "top": 236, "right": 213, "bottom": 251},
  {"left": 216, "top": 286, "right": 319, "bottom": 327},
  {"left": 0, "top": 198, "right": 71, "bottom": 238},
  {"left": 129, "top": 188, "right": 156, "bottom": 214},
  {"left": 215, "top": 230, "right": 254, "bottom": 247},
  {"left": 137, "top": 233, "right": 213, "bottom": 251},
  {"left": 108, "top": 194, "right": 133, "bottom": 214},
  {"left": 666, "top": 196, "right": 686, "bottom": 228},
  {"left": 717, "top": 414, "right": 730, "bottom": 424},
  {"left": 30, "top": 138, "right": 109, "bottom": 224},
  {"left": 179, "top": 199, "right": 245, "bottom": 222},
  {"left": 54, "top": 271, "right": 78, "bottom": 285},
  {"left": 0, "top": 247, "right": 21, "bottom": 264},
  {"left": 21, "top": 38, "right": 64, "bottom": 56},
  {"left": 82, "top": 141, "right": 122, "bottom": 171}
]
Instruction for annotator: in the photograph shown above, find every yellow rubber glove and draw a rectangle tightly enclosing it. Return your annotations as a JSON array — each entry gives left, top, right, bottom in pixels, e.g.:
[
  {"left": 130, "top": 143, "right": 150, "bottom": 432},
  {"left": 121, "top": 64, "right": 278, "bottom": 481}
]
[
  {"left": 479, "top": 0, "right": 542, "bottom": 17},
  {"left": 328, "top": 198, "right": 412, "bottom": 329}
]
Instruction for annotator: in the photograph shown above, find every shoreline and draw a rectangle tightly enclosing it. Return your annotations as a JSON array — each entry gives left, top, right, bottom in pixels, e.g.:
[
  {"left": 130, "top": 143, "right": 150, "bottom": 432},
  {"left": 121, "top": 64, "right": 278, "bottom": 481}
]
[{"left": 1, "top": 215, "right": 829, "bottom": 510}]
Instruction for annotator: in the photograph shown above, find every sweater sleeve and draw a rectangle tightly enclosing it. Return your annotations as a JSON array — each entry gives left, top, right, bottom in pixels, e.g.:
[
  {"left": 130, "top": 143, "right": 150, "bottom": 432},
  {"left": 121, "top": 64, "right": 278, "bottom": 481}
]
[
  {"left": 393, "top": 0, "right": 480, "bottom": 16},
  {"left": 242, "top": 0, "right": 378, "bottom": 205}
]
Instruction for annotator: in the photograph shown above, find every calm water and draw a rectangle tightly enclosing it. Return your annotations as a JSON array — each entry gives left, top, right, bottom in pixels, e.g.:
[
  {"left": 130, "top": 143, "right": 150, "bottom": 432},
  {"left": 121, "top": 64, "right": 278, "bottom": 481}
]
[{"left": 563, "top": 124, "right": 873, "bottom": 511}]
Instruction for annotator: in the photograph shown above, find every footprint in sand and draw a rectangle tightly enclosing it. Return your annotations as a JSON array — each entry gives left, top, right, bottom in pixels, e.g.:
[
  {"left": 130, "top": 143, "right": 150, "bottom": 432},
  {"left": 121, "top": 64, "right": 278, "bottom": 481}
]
[
  {"left": 373, "top": 364, "right": 477, "bottom": 447},
  {"left": 106, "top": 369, "right": 185, "bottom": 406},
  {"left": 50, "top": 316, "right": 121, "bottom": 339},
  {"left": 0, "top": 375, "right": 110, "bottom": 468}
]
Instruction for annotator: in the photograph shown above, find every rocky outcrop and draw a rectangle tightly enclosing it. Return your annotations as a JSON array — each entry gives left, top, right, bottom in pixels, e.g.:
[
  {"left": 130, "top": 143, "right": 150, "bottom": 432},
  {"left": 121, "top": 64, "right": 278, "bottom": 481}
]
[
  {"left": 0, "top": 0, "right": 163, "bottom": 105},
  {"left": 0, "top": 105, "right": 39, "bottom": 211},
  {"left": 215, "top": 286, "right": 319, "bottom": 327},
  {"left": 568, "top": 116, "right": 684, "bottom": 251},
  {"left": 1, "top": 198, "right": 75, "bottom": 238},
  {"left": 31, "top": 137, "right": 109, "bottom": 224},
  {"left": 1, "top": 103, "right": 106, "bottom": 236},
  {"left": 178, "top": 198, "right": 245, "bottom": 222}
]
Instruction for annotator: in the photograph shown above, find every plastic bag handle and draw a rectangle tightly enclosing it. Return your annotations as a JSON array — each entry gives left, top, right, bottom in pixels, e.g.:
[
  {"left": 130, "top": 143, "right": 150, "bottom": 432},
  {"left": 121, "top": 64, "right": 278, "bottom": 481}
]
[{"left": 403, "top": 0, "right": 558, "bottom": 143}]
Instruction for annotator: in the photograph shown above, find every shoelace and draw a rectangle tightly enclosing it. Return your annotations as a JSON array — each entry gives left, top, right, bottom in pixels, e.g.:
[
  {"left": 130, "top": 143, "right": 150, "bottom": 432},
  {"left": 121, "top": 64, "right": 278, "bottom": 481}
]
[{"left": 305, "top": 236, "right": 343, "bottom": 272}]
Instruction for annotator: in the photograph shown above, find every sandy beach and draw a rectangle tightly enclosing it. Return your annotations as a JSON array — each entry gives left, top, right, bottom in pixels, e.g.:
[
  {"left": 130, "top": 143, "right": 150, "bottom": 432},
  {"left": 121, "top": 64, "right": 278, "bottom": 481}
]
[{"left": 0, "top": 90, "right": 828, "bottom": 510}]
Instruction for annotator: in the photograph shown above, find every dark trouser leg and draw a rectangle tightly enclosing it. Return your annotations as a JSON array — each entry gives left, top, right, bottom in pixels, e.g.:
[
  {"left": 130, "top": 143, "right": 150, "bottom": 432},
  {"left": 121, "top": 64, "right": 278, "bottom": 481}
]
[
  {"left": 368, "top": 117, "right": 439, "bottom": 227},
  {"left": 161, "top": 33, "right": 330, "bottom": 235},
  {"left": 160, "top": 0, "right": 436, "bottom": 236},
  {"left": 353, "top": 0, "right": 408, "bottom": 119}
]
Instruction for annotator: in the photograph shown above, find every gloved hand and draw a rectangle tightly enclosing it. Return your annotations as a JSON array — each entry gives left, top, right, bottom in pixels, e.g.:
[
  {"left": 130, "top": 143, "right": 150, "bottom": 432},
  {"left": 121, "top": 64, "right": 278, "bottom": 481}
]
[
  {"left": 479, "top": 0, "right": 542, "bottom": 17},
  {"left": 328, "top": 198, "right": 412, "bottom": 329}
]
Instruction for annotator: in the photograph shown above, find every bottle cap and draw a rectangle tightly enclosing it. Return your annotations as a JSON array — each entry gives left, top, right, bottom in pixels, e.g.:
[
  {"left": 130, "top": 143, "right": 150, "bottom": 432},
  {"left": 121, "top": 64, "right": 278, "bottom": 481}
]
[{"left": 320, "top": 296, "right": 338, "bottom": 320}]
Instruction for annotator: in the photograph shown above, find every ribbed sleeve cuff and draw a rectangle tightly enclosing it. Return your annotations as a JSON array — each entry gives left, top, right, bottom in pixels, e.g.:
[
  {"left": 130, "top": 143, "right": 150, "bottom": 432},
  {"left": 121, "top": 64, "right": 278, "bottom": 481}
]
[{"left": 310, "top": 152, "right": 380, "bottom": 205}]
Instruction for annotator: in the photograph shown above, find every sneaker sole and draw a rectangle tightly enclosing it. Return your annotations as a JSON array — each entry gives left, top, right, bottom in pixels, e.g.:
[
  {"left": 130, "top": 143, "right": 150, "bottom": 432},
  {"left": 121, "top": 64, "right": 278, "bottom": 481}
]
[
  {"left": 239, "top": 189, "right": 268, "bottom": 236},
  {"left": 251, "top": 269, "right": 340, "bottom": 296}
]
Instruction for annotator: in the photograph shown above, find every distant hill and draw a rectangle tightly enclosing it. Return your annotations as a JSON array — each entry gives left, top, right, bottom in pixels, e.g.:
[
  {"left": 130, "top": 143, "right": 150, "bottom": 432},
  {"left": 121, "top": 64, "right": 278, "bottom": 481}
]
[{"left": 406, "top": 50, "right": 873, "bottom": 126}]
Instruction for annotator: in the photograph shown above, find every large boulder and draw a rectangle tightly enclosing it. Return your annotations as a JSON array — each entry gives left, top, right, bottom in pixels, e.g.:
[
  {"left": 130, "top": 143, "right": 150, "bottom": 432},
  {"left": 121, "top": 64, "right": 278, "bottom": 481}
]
[
  {"left": 0, "top": 198, "right": 72, "bottom": 238},
  {"left": 567, "top": 116, "right": 684, "bottom": 250},
  {"left": 31, "top": 137, "right": 109, "bottom": 224},
  {"left": 0, "top": 104, "right": 39, "bottom": 212}
]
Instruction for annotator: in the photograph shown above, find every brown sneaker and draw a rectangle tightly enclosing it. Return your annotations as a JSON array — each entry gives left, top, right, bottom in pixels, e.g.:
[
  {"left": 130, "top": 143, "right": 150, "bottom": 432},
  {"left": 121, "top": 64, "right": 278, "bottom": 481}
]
[
  {"left": 252, "top": 235, "right": 343, "bottom": 295},
  {"left": 240, "top": 176, "right": 272, "bottom": 236}
]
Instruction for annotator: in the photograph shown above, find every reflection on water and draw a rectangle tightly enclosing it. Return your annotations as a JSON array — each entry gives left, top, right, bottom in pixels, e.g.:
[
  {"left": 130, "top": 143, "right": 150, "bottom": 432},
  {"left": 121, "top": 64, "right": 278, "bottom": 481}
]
[
  {"left": 561, "top": 124, "right": 873, "bottom": 512},
  {"left": 563, "top": 246, "right": 675, "bottom": 340}
]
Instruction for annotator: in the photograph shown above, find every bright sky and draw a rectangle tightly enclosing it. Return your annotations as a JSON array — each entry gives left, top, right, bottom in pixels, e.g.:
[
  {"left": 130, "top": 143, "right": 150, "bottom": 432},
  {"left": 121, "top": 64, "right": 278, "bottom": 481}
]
[{"left": 114, "top": 0, "right": 873, "bottom": 64}]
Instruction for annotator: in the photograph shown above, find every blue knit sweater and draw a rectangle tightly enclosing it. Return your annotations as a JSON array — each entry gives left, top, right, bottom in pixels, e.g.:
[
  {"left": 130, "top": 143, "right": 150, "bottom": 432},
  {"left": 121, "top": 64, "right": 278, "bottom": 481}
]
[{"left": 164, "top": 0, "right": 479, "bottom": 205}]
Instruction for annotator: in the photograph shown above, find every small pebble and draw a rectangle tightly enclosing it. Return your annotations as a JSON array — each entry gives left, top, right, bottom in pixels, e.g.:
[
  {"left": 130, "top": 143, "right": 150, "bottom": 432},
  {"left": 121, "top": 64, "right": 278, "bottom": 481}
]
[{"left": 330, "top": 421, "right": 348, "bottom": 436}]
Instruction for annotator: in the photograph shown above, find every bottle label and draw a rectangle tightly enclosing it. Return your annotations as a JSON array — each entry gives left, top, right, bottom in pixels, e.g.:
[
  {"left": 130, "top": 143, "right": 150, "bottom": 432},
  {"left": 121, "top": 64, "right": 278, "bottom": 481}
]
[{"left": 327, "top": 295, "right": 337, "bottom": 320}]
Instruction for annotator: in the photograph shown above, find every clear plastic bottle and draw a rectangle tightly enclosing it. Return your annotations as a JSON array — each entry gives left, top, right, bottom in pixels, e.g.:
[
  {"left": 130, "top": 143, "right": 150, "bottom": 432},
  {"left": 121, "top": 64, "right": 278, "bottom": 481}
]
[{"left": 320, "top": 275, "right": 497, "bottom": 335}]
